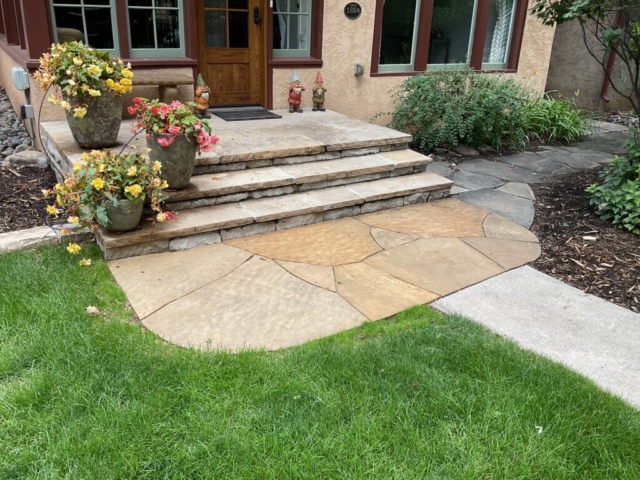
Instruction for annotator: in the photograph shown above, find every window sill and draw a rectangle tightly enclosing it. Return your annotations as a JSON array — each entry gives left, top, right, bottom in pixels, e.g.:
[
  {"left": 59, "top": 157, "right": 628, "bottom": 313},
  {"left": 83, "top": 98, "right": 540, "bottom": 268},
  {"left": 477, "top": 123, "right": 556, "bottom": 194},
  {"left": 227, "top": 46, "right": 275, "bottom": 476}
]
[
  {"left": 370, "top": 68, "right": 517, "bottom": 77},
  {"left": 269, "top": 57, "right": 323, "bottom": 67}
]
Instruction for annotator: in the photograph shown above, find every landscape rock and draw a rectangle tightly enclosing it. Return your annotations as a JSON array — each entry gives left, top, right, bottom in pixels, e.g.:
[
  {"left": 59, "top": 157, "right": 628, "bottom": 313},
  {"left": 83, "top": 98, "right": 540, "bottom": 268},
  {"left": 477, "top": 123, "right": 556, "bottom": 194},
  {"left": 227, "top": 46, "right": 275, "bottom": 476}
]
[
  {"left": 4, "top": 150, "right": 49, "bottom": 169},
  {"left": 452, "top": 144, "right": 480, "bottom": 156}
]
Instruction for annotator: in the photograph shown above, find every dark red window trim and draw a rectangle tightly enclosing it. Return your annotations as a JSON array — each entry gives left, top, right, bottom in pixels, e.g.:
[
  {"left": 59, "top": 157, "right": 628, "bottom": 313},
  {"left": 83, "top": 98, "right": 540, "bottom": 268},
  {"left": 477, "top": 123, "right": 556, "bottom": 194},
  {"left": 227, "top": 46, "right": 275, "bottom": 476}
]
[{"left": 370, "top": 0, "right": 528, "bottom": 76}]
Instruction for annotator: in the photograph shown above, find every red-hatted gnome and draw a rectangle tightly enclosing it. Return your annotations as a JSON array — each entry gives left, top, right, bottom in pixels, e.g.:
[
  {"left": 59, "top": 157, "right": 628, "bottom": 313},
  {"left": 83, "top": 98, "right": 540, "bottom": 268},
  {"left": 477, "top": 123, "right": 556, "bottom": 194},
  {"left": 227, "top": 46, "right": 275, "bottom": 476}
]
[
  {"left": 288, "top": 70, "right": 305, "bottom": 113},
  {"left": 312, "top": 71, "right": 326, "bottom": 112},
  {"left": 194, "top": 73, "right": 211, "bottom": 119}
]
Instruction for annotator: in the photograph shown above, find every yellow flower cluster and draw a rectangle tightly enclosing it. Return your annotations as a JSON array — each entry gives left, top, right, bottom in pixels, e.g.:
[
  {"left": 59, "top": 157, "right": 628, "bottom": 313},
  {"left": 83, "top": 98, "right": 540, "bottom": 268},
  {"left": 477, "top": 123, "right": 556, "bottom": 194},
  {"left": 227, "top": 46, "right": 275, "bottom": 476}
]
[
  {"left": 73, "top": 107, "right": 87, "bottom": 118},
  {"left": 67, "top": 243, "right": 81, "bottom": 255},
  {"left": 124, "top": 184, "right": 143, "bottom": 198}
]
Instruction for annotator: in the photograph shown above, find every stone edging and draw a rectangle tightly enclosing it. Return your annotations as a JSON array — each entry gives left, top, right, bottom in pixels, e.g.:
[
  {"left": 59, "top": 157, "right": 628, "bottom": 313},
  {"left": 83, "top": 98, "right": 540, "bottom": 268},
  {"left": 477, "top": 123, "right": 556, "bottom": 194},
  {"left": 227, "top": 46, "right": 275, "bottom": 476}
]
[{"left": 0, "top": 224, "right": 90, "bottom": 255}]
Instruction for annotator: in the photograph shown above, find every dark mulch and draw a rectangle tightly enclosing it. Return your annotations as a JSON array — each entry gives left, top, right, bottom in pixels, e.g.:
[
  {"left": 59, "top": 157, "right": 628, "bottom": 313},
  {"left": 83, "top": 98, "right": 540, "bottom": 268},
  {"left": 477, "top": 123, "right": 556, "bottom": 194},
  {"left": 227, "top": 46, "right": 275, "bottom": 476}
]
[
  {"left": 531, "top": 168, "right": 640, "bottom": 313},
  {"left": 0, "top": 166, "right": 59, "bottom": 233}
]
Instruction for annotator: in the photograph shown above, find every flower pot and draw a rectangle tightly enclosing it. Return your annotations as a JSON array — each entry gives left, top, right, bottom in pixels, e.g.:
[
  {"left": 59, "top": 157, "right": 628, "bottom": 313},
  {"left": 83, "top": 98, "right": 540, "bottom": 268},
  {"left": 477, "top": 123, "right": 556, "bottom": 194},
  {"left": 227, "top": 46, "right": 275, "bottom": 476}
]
[
  {"left": 147, "top": 133, "right": 197, "bottom": 189},
  {"left": 65, "top": 91, "right": 123, "bottom": 149},
  {"left": 103, "top": 197, "right": 144, "bottom": 232}
]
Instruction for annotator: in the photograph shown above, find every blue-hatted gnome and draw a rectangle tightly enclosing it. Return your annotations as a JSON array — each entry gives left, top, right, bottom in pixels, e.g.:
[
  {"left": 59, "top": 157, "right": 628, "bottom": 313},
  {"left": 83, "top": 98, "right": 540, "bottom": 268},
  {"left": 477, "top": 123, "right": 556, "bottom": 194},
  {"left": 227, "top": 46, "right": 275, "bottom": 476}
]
[
  {"left": 312, "top": 71, "right": 326, "bottom": 112},
  {"left": 288, "top": 70, "right": 305, "bottom": 113},
  {"left": 194, "top": 74, "right": 211, "bottom": 119}
]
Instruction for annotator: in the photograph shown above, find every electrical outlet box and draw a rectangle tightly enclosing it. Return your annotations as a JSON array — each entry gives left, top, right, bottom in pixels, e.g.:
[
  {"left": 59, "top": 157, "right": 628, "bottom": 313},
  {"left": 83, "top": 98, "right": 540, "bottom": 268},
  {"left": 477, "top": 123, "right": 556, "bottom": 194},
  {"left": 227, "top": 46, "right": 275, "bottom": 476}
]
[
  {"left": 12, "top": 67, "right": 30, "bottom": 91},
  {"left": 354, "top": 63, "right": 364, "bottom": 76},
  {"left": 22, "top": 104, "right": 35, "bottom": 118}
]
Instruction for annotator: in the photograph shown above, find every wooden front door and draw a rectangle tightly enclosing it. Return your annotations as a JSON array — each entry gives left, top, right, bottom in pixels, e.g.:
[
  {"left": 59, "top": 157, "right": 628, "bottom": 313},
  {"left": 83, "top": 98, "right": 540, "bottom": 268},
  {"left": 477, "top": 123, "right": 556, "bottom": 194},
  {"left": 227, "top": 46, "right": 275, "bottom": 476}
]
[{"left": 197, "top": 0, "right": 265, "bottom": 106}]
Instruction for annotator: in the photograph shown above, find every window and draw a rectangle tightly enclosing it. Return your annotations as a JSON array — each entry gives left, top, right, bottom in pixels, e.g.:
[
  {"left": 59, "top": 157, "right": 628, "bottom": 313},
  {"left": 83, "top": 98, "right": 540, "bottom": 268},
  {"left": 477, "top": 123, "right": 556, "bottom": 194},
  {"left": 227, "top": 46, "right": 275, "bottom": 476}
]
[
  {"left": 273, "top": 0, "right": 312, "bottom": 58},
  {"left": 372, "top": 0, "right": 526, "bottom": 74},
  {"left": 127, "top": 0, "right": 184, "bottom": 58},
  {"left": 204, "top": 0, "right": 249, "bottom": 49},
  {"left": 50, "top": 0, "right": 118, "bottom": 54}
]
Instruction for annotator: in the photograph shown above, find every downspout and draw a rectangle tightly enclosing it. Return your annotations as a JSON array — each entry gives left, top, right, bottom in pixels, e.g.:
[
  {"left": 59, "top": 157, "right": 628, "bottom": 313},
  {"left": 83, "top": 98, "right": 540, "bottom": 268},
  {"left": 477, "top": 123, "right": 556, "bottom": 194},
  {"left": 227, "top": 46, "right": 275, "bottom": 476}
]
[{"left": 601, "top": 11, "right": 625, "bottom": 102}]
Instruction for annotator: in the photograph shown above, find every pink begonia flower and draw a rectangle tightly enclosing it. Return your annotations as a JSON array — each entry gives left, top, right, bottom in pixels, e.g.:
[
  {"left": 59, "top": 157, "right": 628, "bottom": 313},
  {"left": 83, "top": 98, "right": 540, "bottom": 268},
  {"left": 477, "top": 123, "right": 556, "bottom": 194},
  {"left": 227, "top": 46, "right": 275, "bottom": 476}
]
[
  {"left": 170, "top": 101, "right": 182, "bottom": 109},
  {"left": 194, "top": 122, "right": 202, "bottom": 131},
  {"left": 211, "top": 135, "right": 220, "bottom": 145},
  {"left": 157, "top": 137, "right": 171, "bottom": 147},
  {"left": 167, "top": 125, "right": 181, "bottom": 135}
]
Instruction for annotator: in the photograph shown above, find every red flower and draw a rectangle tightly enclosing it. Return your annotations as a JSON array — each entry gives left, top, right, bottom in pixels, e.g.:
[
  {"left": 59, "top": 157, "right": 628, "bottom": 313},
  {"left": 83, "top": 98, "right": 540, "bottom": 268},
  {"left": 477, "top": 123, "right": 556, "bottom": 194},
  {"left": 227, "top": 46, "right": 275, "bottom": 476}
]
[
  {"left": 127, "top": 106, "right": 136, "bottom": 115},
  {"left": 165, "top": 211, "right": 176, "bottom": 220},
  {"left": 211, "top": 135, "right": 220, "bottom": 146},
  {"left": 157, "top": 137, "right": 170, "bottom": 147},
  {"left": 133, "top": 97, "right": 142, "bottom": 105},
  {"left": 151, "top": 106, "right": 159, "bottom": 115}
]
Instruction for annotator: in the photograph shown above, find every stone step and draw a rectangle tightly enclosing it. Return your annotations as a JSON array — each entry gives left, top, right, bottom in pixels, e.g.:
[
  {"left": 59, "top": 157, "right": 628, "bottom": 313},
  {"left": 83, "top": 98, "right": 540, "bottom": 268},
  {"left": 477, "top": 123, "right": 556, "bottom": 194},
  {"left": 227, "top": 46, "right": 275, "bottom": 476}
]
[
  {"left": 163, "top": 150, "right": 432, "bottom": 211},
  {"left": 97, "top": 172, "right": 453, "bottom": 260}
]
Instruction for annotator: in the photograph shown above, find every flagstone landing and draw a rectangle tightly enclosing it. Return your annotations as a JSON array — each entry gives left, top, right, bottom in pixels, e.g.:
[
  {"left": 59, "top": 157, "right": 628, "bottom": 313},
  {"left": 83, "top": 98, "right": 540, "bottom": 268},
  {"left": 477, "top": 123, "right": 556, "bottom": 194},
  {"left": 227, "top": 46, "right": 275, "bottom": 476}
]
[{"left": 109, "top": 198, "right": 540, "bottom": 351}]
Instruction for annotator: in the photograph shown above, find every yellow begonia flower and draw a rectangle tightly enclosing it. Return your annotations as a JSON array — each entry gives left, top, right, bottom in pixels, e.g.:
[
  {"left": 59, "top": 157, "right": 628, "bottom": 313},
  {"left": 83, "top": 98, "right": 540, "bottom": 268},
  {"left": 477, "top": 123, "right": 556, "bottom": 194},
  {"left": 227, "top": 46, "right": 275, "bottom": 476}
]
[
  {"left": 73, "top": 57, "right": 83, "bottom": 66},
  {"left": 106, "top": 79, "right": 115, "bottom": 87},
  {"left": 105, "top": 66, "right": 113, "bottom": 74},
  {"left": 88, "top": 89, "right": 101, "bottom": 97},
  {"left": 73, "top": 162, "right": 82, "bottom": 172},
  {"left": 120, "top": 78, "right": 132, "bottom": 87},
  {"left": 91, "top": 178, "right": 105, "bottom": 190},
  {"left": 73, "top": 107, "right": 87, "bottom": 118},
  {"left": 68, "top": 216, "right": 79, "bottom": 224},
  {"left": 98, "top": 163, "right": 105, "bottom": 173},
  {"left": 156, "top": 212, "right": 167, "bottom": 222},
  {"left": 88, "top": 65, "right": 102, "bottom": 77},
  {"left": 46, "top": 205, "right": 60, "bottom": 216},
  {"left": 60, "top": 101, "right": 71, "bottom": 111},
  {"left": 161, "top": 180, "right": 169, "bottom": 189},
  {"left": 47, "top": 96, "right": 59, "bottom": 105},
  {"left": 67, "top": 243, "right": 81, "bottom": 255},
  {"left": 152, "top": 161, "right": 162, "bottom": 172},
  {"left": 82, "top": 85, "right": 90, "bottom": 92},
  {"left": 124, "top": 184, "right": 143, "bottom": 198},
  {"left": 127, "top": 166, "right": 137, "bottom": 176},
  {"left": 79, "top": 258, "right": 92, "bottom": 266}
]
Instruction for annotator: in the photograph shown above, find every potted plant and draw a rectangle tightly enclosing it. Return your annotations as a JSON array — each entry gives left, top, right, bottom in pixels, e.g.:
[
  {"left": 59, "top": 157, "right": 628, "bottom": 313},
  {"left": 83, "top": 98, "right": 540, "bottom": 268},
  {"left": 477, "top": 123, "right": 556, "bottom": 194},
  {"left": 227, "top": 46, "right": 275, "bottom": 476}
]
[
  {"left": 128, "top": 98, "right": 218, "bottom": 189},
  {"left": 44, "top": 149, "right": 171, "bottom": 238},
  {"left": 34, "top": 42, "right": 134, "bottom": 149}
]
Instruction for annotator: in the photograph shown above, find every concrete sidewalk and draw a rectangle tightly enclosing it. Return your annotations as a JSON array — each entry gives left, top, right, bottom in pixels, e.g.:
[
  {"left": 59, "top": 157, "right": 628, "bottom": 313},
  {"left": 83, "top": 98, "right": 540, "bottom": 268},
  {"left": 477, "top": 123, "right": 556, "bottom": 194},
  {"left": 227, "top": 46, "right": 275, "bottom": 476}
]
[{"left": 433, "top": 267, "right": 640, "bottom": 409}]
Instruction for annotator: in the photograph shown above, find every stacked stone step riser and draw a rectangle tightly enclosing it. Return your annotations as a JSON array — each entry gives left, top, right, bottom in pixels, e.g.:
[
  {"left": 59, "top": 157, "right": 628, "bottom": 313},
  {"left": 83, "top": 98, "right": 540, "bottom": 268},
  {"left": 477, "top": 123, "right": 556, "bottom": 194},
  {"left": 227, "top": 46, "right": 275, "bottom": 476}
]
[
  {"left": 151, "top": 164, "right": 428, "bottom": 213},
  {"left": 101, "top": 187, "right": 451, "bottom": 261},
  {"left": 192, "top": 142, "right": 409, "bottom": 176}
]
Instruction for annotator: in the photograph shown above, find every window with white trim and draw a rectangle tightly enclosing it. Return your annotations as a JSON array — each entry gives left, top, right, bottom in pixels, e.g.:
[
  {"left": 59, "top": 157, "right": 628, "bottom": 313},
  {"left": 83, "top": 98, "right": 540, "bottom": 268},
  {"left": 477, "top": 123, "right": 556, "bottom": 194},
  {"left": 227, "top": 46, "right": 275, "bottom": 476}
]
[
  {"left": 50, "top": 0, "right": 118, "bottom": 54},
  {"left": 127, "top": 0, "right": 184, "bottom": 58}
]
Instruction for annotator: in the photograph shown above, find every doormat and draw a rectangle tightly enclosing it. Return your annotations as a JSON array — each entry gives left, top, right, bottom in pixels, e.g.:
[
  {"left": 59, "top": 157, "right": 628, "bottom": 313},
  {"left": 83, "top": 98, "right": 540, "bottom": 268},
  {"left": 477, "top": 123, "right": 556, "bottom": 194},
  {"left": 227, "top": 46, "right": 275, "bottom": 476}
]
[{"left": 210, "top": 106, "right": 282, "bottom": 121}]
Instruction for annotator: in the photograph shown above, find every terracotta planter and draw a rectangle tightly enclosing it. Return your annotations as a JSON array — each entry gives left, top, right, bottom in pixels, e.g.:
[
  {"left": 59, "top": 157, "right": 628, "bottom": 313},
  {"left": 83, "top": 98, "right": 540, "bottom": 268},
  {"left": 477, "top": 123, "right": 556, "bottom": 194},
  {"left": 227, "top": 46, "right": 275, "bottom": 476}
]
[
  {"left": 65, "top": 90, "right": 123, "bottom": 149},
  {"left": 103, "top": 197, "right": 143, "bottom": 232},
  {"left": 147, "top": 133, "right": 197, "bottom": 189}
]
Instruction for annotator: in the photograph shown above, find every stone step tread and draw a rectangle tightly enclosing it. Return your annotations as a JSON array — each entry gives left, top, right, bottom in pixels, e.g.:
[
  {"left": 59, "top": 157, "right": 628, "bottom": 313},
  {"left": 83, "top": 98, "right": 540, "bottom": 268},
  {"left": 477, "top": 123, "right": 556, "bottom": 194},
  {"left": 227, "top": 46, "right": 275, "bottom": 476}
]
[
  {"left": 97, "top": 172, "right": 452, "bottom": 248},
  {"left": 168, "top": 150, "right": 432, "bottom": 203}
]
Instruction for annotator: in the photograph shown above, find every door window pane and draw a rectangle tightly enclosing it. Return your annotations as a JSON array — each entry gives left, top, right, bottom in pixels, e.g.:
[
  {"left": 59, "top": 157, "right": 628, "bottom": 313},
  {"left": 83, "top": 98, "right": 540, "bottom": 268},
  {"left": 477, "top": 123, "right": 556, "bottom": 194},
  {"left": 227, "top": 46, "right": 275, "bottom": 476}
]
[
  {"left": 205, "top": 10, "right": 226, "bottom": 47},
  {"left": 428, "top": 0, "right": 477, "bottom": 66},
  {"left": 228, "top": 11, "right": 249, "bottom": 48},
  {"left": 483, "top": 0, "right": 516, "bottom": 68},
  {"left": 51, "top": 0, "right": 116, "bottom": 51},
  {"left": 379, "top": 0, "right": 419, "bottom": 68},
  {"left": 273, "top": 0, "right": 312, "bottom": 57}
]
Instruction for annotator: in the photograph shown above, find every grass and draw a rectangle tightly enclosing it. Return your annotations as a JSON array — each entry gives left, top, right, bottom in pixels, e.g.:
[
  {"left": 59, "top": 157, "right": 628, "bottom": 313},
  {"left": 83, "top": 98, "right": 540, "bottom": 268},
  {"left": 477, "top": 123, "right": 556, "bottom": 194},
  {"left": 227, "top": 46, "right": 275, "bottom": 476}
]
[{"left": 1, "top": 245, "right": 639, "bottom": 479}]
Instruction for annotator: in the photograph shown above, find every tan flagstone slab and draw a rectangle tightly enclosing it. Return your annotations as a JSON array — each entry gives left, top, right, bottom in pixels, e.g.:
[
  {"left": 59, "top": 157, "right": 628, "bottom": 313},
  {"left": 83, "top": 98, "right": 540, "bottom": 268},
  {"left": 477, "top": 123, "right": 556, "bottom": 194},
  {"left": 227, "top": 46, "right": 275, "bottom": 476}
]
[
  {"left": 358, "top": 198, "right": 488, "bottom": 238},
  {"left": 142, "top": 256, "right": 366, "bottom": 351},
  {"left": 217, "top": 135, "right": 326, "bottom": 163},
  {"left": 335, "top": 263, "right": 439, "bottom": 320},
  {"left": 370, "top": 227, "right": 415, "bottom": 250},
  {"left": 240, "top": 186, "right": 364, "bottom": 222},
  {"left": 347, "top": 173, "right": 453, "bottom": 201},
  {"left": 167, "top": 167, "right": 295, "bottom": 202},
  {"left": 97, "top": 202, "right": 254, "bottom": 248},
  {"left": 482, "top": 213, "right": 539, "bottom": 243},
  {"left": 461, "top": 237, "right": 541, "bottom": 270},
  {"left": 108, "top": 243, "right": 251, "bottom": 320},
  {"left": 276, "top": 260, "right": 336, "bottom": 291},
  {"left": 379, "top": 149, "right": 433, "bottom": 168},
  {"left": 365, "top": 237, "right": 504, "bottom": 296},
  {"left": 226, "top": 217, "right": 381, "bottom": 266},
  {"left": 278, "top": 154, "right": 394, "bottom": 183}
]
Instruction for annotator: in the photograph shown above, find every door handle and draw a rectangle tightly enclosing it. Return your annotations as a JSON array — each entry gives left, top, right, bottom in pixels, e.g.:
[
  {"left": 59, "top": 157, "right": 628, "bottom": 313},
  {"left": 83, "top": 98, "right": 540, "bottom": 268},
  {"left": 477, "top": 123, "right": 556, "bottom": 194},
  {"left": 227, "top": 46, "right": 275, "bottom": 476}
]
[{"left": 254, "top": 6, "right": 261, "bottom": 24}]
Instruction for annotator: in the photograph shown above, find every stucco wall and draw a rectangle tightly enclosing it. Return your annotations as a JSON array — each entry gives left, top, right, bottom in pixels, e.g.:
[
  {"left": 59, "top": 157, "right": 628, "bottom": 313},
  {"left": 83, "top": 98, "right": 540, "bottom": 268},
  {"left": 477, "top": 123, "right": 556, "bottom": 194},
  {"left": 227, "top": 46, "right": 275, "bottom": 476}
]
[
  {"left": 546, "top": 19, "right": 633, "bottom": 112},
  {"left": 272, "top": 0, "right": 556, "bottom": 123}
]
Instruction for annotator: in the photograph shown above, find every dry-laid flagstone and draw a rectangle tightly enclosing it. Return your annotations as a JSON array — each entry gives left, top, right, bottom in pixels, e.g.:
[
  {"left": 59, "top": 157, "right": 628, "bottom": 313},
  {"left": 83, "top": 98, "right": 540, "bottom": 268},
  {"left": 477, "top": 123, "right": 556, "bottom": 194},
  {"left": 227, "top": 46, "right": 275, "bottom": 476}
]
[
  {"left": 369, "top": 227, "right": 415, "bottom": 250},
  {"left": 482, "top": 213, "right": 539, "bottom": 243},
  {"left": 455, "top": 189, "right": 535, "bottom": 228},
  {"left": 276, "top": 260, "right": 336, "bottom": 291},
  {"left": 461, "top": 237, "right": 541, "bottom": 271}
]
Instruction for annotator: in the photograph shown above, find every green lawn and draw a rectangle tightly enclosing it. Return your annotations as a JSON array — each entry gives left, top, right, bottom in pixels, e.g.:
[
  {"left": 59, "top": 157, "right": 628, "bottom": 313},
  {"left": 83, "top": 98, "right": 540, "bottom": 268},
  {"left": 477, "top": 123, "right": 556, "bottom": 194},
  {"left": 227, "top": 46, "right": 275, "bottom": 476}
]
[{"left": 1, "top": 245, "right": 639, "bottom": 479}]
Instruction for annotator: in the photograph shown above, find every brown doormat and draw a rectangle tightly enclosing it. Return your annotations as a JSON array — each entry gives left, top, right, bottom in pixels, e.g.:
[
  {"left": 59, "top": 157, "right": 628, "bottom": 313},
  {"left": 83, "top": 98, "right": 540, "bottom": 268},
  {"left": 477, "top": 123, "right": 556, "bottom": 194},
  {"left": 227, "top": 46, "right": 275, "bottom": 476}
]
[{"left": 210, "top": 106, "right": 282, "bottom": 121}]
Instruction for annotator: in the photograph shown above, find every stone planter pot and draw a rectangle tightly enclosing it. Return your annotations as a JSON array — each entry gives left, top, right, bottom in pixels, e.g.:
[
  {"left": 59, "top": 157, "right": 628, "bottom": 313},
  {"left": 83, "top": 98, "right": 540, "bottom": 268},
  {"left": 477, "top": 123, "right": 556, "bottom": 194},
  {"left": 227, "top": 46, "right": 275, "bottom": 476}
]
[
  {"left": 65, "top": 91, "right": 122, "bottom": 149},
  {"left": 147, "top": 133, "right": 197, "bottom": 189},
  {"left": 102, "top": 197, "right": 144, "bottom": 232}
]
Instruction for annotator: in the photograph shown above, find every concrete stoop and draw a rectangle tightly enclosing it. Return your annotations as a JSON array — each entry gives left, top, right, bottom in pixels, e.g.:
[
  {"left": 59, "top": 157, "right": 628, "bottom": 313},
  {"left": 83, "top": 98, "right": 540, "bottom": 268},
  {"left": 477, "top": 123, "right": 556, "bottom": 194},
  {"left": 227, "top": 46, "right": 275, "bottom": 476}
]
[{"left": 41, "top": 110, "right": 453, "bottom": 260}]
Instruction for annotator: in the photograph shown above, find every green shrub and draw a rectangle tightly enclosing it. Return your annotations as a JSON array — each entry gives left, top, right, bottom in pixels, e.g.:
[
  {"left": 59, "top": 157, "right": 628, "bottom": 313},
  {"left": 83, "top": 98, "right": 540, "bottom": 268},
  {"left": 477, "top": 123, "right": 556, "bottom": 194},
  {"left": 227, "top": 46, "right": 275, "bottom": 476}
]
[
  {"left": 526, "top": 93, "right": 591, "bottom": 144},
  {"left": 387, "top": 69, "right": 531, "bottom": 151},
  {"left": 587, "top": 136, "right": 640, "bottom": 234},
  {"left": 386, "top": 70, "right": 590, "bottom": 152}
]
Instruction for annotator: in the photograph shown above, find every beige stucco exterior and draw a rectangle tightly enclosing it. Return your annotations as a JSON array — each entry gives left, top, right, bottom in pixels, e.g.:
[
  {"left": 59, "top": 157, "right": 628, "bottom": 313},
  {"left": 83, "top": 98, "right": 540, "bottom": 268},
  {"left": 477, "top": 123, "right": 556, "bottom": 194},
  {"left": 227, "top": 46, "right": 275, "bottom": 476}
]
[
  {"left": 273, "top": 0, "right": 556, "bottom": 123},
  {"left": 546, "top": 19, "right": 633, "bottom": 112}
]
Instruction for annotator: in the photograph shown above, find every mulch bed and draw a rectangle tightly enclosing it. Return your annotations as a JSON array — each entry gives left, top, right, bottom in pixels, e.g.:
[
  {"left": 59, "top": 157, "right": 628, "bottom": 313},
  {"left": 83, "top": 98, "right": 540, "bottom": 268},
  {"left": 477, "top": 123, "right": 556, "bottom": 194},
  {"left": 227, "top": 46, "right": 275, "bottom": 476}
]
[
  {"left": 0, "top": 166, "right": 59, "bottom": 233},
  {"left": 531, "top": 168, "right": 640, "bottom": 313}
]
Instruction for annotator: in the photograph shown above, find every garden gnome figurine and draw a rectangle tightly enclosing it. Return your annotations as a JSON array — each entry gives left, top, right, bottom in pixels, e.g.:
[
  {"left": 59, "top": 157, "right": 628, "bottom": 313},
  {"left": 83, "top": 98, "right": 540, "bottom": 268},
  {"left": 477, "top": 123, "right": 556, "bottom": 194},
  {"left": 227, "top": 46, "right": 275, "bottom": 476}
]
[
  {"left": 288, "top": 70, "right": 305, "bottom": 113},
  {"left": 194, "top": 74, "right": 211, "bottom": 119},
  {"left": 312, "top": 71, "right": 326, "bottom": 112}
]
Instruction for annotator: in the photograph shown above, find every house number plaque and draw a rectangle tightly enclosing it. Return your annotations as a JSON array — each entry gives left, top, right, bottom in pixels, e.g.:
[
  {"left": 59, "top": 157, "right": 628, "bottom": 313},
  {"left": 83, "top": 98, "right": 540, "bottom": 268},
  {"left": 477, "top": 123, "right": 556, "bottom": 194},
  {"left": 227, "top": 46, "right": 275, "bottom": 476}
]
[{"left": 344, "top": 2, "right": 362, "bottom": 19}]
